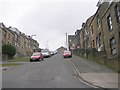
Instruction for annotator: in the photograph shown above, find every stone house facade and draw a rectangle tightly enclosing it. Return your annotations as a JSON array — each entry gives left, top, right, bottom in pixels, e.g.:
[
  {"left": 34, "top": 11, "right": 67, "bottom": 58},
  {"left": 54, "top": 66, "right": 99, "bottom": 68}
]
[
  {"left": 101, "top": 2, "right": 120, "bottom": 59},
  {"left": 0, "top": 23, "right": 39, "bottom": 58},
  {"left": 68, "top": 1, "right": 120, "bottom": 62}
]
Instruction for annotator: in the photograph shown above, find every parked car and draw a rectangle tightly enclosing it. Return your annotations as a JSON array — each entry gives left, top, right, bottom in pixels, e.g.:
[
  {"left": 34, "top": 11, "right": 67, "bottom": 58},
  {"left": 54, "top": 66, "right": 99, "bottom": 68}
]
[
  {"left": 30, "top": 52, "right": 44, "bottom": 62},
  {"left": 50, "top": 51, "right": 54, "bottom": 55},
  {"left": 63, "top": 50, "right": 72, "bottom": 58},
  {"left": 54, "top": 50, "right": 58, "bottom": 54},
  {"left": 41, "top": 49, "right": 51, "bottom": 58}
]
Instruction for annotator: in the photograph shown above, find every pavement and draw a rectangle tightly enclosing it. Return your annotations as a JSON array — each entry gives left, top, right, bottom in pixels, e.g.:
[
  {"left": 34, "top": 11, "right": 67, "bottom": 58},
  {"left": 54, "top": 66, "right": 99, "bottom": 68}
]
[
  {"left": 1, "top": 61, "right": 26, "bottom": 71},
  {"left": 70, "top": 55, "right": 119, "bottom": 89}
]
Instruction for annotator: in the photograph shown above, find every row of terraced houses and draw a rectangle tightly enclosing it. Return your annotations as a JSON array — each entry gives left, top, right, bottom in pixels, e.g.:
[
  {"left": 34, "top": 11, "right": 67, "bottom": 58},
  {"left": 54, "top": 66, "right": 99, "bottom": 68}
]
[
  {"left": 68, "top": 1, "right": 120, "bottom": 69},
  {"left": 0, "top": 23, "right": 39, "bottom": 59}
]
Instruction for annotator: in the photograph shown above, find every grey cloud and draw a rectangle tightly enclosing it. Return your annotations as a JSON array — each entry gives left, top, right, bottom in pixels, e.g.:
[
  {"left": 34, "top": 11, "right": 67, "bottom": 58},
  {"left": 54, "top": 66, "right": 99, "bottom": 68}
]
[{"left": 1, "top": 1, "right": 97, "bottom": 50}]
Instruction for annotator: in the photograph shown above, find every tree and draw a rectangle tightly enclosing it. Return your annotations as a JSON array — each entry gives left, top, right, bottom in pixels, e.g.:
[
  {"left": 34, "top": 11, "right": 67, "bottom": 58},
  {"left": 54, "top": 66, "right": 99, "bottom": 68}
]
[{"left": 2, "top": 44, "right": 16, "bottom": 59}]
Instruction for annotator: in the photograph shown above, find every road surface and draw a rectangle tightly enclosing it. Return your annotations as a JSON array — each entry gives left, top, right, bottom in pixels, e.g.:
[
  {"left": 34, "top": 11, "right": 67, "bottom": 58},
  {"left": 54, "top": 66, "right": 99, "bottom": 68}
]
[{"left": 2, "top": 53, "right": 93, "bottom": 88}]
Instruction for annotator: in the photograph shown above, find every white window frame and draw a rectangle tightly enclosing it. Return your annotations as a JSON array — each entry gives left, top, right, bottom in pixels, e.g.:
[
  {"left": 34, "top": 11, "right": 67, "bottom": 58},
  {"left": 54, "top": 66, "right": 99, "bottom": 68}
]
[
  {"left": 107, "top": 15, "right": 113, "bottom": 31},
  {"left": 97, "top": 15, "right": 101, "bottom": 28},
  {"left": 110, "top": 37, "right": 117, "bottom": 55},
  {"left": 115, "top": 5, "right": 120, "bottom": 23}
]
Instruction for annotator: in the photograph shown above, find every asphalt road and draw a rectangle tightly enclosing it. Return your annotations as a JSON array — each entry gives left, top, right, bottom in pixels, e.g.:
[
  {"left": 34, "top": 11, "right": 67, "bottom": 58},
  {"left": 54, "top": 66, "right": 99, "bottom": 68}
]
[{"left": 2, "top": 53, "right": 93, "bottom": 88}]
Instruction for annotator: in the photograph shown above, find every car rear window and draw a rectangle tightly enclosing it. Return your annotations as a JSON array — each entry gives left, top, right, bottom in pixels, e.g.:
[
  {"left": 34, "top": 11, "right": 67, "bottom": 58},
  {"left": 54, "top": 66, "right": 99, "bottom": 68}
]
[
  {"left": 64, "top": 51, "right": 71, "bottom": 53},
  {"left": 32, "top": 53, "right": 40, "bottom": 56}
]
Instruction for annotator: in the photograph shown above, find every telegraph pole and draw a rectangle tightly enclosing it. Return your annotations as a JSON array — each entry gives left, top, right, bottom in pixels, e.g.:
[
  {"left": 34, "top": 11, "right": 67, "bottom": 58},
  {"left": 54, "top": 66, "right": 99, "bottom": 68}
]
[
  {"left": 46, "top": 40, "right": 49, "bottom": 49},
  {"left": 65, "top": 33, "right": 68, "bottom": 50}
]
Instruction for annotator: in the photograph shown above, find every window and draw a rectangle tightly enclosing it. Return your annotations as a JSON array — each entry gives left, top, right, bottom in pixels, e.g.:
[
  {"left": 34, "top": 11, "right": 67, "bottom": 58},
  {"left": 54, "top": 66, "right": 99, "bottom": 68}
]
[
  {"left": 92, "top": 40, "right": 95, "bottom": 48},
  {"left": 8, "top": 33, "right": 10, "bottom": 39},
  {"left": 107, "top": 15, "right": 113, "bottom": 31},
  {"left": 114, "top": 5, "right": 120, "bottom": 23},
  {"left": 110, "top": 37, "right": 117, "bottom": 55},
  {"left": 15, "top": 42, "right": 17, "bottom": 47},
  {"left": 96, "top": 37, "right": 99, "bottom": 47},
  {"left": 15, "top": 34, "right": 17, "bottom": 41},
  {"left": 85, "top": 29, "right": 87, "bottom": 35},
  {"left": 91, "top": 26, "right": 93, "bottom": 35},
  {"left": 99, "top": 33, "right": 102, "bottom": 46},
  {"left": 4, "top": 33, "right": 6, "bottom": 38},
  {"left": 96, "top": 33, "right": 103, "bottom": 48},
  {"left": 97, "top": 14, "right": 101, "bottom": 28}
]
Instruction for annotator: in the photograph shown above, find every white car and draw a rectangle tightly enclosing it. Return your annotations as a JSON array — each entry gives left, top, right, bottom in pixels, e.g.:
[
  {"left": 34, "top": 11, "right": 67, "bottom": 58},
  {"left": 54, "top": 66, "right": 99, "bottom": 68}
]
[{"left": 41, "top": 50, "right": 51, "bottom": 58}]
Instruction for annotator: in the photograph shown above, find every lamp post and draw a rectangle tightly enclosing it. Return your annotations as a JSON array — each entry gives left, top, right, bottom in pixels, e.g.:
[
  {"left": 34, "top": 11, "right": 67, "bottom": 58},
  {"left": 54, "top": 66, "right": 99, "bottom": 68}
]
[
  {"left": 66, "top": 33, "right": 69, "bottom": 50},
  {"left": 46, "top": 40, "right": 49, "bottom": 49}
]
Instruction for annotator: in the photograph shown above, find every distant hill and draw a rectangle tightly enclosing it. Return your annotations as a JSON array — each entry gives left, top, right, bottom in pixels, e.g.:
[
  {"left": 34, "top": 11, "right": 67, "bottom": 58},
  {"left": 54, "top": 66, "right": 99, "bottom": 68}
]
[{"left": 57, "top": 46, "right": 67, "bottom": 53}]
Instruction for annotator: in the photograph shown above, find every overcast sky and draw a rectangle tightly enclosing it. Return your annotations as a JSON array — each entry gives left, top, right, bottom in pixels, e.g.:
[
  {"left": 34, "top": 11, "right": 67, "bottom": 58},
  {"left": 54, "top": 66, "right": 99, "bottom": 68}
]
[{"left": 0, "top": 0, "right": 98, "bottom": 51}]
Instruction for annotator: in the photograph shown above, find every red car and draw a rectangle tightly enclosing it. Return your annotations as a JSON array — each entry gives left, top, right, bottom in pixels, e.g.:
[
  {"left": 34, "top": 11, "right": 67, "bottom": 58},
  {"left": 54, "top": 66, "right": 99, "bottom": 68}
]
[
  {"left": 63, "top": 50, "right": 72, "bottom": 58},
  {"left": 30, "top": 52, "right": 44, "bottom": 62}
]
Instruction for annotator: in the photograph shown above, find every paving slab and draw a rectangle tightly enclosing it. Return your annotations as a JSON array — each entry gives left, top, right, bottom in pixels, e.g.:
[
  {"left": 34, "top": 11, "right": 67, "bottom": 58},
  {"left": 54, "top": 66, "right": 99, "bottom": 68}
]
[
  {"left": 70, "top": 55, "right": 119, "bottom": 88},
  {"left": 80, "top": 73, "right": 118, "bottom": 88}
]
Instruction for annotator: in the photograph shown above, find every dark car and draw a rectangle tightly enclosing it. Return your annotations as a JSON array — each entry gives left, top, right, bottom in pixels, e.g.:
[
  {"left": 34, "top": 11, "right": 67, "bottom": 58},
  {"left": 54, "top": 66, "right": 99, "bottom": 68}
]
[
  {"left": 63, "top": 50, "right": 72, "bottom": 58},
  {"left": 30, "top": 52, "right": 44, "bottom": 62}
]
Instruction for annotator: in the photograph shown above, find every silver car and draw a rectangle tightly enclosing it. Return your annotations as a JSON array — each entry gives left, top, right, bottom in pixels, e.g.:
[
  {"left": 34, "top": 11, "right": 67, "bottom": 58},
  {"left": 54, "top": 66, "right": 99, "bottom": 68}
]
[{"left": 41, "top": 50, "right": 51, "bottom": 58}]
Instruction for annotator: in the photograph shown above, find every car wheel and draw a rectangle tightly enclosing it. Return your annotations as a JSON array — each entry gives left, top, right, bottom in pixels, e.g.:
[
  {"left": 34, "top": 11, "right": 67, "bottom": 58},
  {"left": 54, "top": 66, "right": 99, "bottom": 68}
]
[
  {"left": 38, "top": 58, "right": 41, "bottom": 61},
  {"left": 30, "top": 60, "right": 32, "bottom": 62}
]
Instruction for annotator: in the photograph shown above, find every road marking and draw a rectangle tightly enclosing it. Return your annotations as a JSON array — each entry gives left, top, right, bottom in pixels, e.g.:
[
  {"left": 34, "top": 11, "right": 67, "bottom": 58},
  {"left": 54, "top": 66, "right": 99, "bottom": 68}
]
[{"left": 69, "top": 59, "right": 105, "bottom": 90}]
